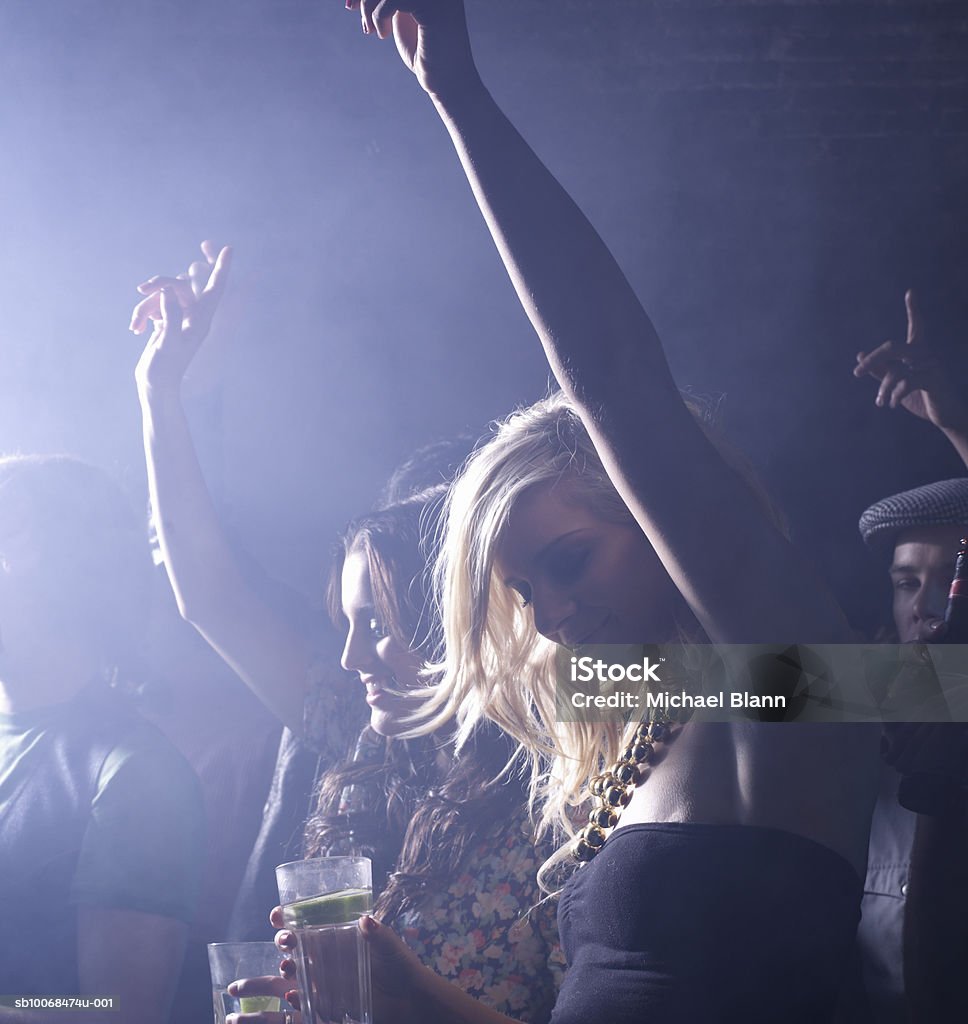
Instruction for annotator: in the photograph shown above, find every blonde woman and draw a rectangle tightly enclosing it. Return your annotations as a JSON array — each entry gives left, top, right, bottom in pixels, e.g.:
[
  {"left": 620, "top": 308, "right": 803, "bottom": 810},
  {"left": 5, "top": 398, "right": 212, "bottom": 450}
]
[{"left": 346, "top": 2, "right": 881, "bottom": 1020}]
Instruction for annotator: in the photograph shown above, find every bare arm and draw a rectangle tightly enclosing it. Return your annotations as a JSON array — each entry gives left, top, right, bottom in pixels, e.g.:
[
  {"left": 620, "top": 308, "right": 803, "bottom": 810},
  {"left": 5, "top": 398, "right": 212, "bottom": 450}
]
[
  {"left": 78, "top": 907, "right": 188, "bottom": 1024},
  {"left": 134, "top": 245, "right": 312, "bottom": 732},
  {"left": 0, "top": 909, "right": 186, "bottom": 1024},
  {"left": 362, "top": 916, "right": 522, "bottom": 1024},
  {"left": 352, "top": 2, "right": 850, "bottom": 643},
  {"left": 253, "top": 912, "right": 521, "bottom": 1024}
]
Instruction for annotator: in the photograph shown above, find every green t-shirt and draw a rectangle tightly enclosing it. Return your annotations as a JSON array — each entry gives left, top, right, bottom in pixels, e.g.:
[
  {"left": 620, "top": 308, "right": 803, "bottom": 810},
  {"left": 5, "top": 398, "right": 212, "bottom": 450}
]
[
  {"left": 72, "top": 727, "right": 205, "bottom": 919},
  {"left": 0, "top": 686, "right": 205, "bottom": 992}
]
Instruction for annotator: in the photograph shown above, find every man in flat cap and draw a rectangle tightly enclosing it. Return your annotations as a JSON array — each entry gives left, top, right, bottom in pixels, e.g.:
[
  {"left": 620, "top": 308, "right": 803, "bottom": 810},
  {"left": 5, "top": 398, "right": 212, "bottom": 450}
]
[
  {"left": 850, "top": 478, "right": 968, "bottom": 1023},
  {"left": 851, "top": 292, "right": 968, "bottom": 1023},
  {"left": 859, "top": 478, "right": 968, "bottom": 645}
]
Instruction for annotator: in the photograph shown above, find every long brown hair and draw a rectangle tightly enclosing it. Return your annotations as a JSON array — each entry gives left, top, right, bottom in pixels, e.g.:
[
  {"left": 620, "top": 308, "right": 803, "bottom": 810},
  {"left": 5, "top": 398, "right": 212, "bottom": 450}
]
[{"left": 303, "top": 487, "right": 527, "bottom": 918}]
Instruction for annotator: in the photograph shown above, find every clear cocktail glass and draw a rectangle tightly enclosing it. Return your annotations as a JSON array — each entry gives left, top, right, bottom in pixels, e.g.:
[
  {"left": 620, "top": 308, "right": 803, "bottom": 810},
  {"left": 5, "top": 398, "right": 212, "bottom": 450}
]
[{"left": 275, "top": 857, "right": 373, "bottom": 1024}]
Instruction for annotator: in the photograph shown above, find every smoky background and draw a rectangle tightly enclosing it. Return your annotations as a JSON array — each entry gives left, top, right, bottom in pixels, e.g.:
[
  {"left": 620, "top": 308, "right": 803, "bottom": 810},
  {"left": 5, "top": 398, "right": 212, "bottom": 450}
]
[{"left": 0, "top": 0, "right": 965, "bottom": 638}]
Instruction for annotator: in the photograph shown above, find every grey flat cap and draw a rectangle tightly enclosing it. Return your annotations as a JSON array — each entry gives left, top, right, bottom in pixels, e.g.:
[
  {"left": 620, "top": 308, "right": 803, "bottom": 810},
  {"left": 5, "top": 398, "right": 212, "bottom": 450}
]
[{"left": 859, "top": 478, "right": 968, "bottom": 553}]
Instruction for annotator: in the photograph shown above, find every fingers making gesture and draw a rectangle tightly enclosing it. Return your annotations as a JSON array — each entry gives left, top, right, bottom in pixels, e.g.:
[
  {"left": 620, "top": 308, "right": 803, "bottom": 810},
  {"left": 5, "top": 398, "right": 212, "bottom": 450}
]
[
  {"left": 132, "top": 240, "right": 232, "bottom": 394},
  {"left": 854, "top": 290, "right": 968, "bottom": 434}
]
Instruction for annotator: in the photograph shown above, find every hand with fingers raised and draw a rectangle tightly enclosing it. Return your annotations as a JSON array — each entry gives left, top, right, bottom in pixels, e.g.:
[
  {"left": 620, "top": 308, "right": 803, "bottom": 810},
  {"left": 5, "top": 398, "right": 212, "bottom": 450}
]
[
  {"left": 853, "top": 290, "right": 968, "bottom": 436},
  {"left": 345, "top": 0, "right": 478, "bottom": 100},
  {"left": 132, "top": 240, "right": 232, "bottom": 396}
]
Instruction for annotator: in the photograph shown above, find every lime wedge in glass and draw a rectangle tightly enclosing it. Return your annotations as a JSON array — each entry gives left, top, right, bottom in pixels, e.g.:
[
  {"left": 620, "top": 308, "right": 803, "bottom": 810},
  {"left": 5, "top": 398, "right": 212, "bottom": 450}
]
[
  {"left": 238, "top": 996, "right": 281, "bottom": 1014},
  {"left": 282, "top": 887, "right": 373, "bottom": 927}
]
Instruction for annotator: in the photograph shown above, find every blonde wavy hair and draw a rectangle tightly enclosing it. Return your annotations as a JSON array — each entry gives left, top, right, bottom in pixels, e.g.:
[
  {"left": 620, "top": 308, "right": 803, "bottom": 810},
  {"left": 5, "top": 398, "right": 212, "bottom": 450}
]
[{"left": 420, "top": 391, "right": 783, "bottom": 887}]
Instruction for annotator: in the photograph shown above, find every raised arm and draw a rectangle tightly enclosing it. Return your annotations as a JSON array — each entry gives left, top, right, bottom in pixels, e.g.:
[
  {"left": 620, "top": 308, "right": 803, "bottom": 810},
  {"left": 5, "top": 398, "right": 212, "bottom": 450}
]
[
  {"left": 350, "top": 2, "right": 850, "bottom": 642},
  {"left": 133, "top": 243, "right": 313, "bottom": 731}
]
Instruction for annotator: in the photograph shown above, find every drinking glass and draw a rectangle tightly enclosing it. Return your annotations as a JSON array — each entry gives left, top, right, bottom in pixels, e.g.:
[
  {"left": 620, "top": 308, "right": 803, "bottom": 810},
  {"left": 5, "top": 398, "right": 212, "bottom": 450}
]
[
  {"left": 275, "top": 857, "right": 373, "bottom": 1024},
  {"left": 207, "top": 941, "right": 294, "bottom": 1023}
]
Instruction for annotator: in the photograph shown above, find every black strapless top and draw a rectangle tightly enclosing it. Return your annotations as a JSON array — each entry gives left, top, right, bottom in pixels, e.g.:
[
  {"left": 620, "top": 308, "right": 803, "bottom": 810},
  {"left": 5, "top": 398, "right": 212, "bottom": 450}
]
[{"left": 552, "top": 822, "right": 863, "bottom": 1024}]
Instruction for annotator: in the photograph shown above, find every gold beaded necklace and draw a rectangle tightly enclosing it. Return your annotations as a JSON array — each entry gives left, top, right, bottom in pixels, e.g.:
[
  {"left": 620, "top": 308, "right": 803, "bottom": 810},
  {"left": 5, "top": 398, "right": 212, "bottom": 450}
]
[{"left": 572, "top": 708, "right": 681, "bottom": 863}]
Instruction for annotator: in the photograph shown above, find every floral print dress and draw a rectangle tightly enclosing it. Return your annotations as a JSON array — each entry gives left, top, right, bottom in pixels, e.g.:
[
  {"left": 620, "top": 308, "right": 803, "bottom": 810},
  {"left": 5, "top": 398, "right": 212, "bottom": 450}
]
[{"left": 304, "top": 667, "right": 565, "bottom": 1023}]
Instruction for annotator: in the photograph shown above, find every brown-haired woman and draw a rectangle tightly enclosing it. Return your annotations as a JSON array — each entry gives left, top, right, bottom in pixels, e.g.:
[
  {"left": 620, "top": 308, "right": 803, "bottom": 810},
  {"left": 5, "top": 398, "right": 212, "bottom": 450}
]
[{"left": 132, "top": 250, "right": 562, "bottom": 1023}]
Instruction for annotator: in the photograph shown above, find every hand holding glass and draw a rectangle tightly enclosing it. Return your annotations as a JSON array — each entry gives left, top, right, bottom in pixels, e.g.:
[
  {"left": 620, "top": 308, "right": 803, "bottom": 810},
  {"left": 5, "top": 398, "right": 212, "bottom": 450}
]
[
  {"left": 276, "top": 857, "right": 373, "bottom": 1024},
  {"left": 207, "top": 941, "right": 294, "bottom": 1023}
]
